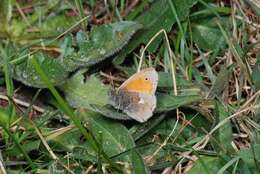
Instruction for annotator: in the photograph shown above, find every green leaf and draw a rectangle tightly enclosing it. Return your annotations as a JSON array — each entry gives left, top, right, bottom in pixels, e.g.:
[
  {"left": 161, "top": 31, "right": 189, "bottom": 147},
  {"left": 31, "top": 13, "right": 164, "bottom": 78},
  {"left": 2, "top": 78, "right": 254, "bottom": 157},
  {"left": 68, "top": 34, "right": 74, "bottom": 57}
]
[
  {"left": 59, "top": 34, "right": 74, "bottom": 59},
  {"left": 238, "top": 144, "right": 260, "bottom": 173},
  {"left": 6, "top": 140, "right": 41, "bottom": 156},
  {"left": 186, "top": 156, "right": 226, "bottom": 174},
  {"left": 11, "top": 14, "right": 79, "bottom": 40},
  {"left": 131, "top": 114, "right": 167, "bottom": 141},
  {"left": 47, "top": 127, "right": 82, "bottom": 152},
  {"left": 158, "top": 72, "right": 202, "bottom": 96},
  {"left": 13, "top": 53, "right": 68, "bottom": 88},
  {"left": 0, "top": 108, "right": 10, "bottom": 127},
  {"left": 81, "top": 112, "right": 149, "bottom": 173},
  {"left": 158, "top": 72, "right": 197, "bottom": 89},
  {"left": 62, "top": 21, "right": 142, "bottom": 71},
  {"left": 191, "top": 18, "right": 226, "bottom": 51},
  {"left": 47, "top": 126, "right": 99, "bottom": 163},
  {"left": 88, "top": 104, "right": 131, "bottom": 120},
  {"left": 130, "top": 150, "right": 149, "bottom": 174},
  {"left": 62, "top": 71, "right": 110, "bottom": 108},
  {"left": 156, "top": 93, "right": 202, "bottom": 112},
  {"left": 80, "top": 111, "right": 135, "bottom": 160},
  {"left": 11, "top": 21, "right": 141, "bottom": 87}
]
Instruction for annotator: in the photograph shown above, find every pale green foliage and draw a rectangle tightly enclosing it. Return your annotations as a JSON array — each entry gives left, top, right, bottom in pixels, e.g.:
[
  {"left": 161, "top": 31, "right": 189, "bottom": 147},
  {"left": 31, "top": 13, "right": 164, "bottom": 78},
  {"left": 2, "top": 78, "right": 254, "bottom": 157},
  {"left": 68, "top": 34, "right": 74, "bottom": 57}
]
[{"left": 62, "top": 71, "right": 110, "bottom": 108}]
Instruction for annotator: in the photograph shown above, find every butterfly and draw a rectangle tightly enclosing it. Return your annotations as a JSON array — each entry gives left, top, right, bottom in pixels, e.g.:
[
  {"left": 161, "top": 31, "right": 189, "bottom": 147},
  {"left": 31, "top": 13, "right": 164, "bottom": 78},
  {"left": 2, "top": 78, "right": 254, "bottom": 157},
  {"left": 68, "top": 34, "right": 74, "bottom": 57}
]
[{"left": 111, "top": 68, "right": 158, "bottom": 122}]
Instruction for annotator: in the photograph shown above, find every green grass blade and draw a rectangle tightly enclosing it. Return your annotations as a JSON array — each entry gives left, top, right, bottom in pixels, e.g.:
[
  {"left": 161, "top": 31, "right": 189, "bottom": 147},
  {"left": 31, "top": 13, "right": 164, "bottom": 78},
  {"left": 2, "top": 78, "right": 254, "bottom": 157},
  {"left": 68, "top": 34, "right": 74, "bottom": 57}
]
[
  {"left": 168, "top": 0, "right": 184, "bottom": 37},
  {"left": 30, "top": 56, "right": 119, "bottom": 169},
  {"left": 0, "top": 46, "right": 13, "bottom": 97},
  {"left": 217, "top": 156, "right": 240, "bottom": 174},
  {"left": 0, "top": 109, "right": 36, "bottom": 169},
  {"left": 74, "top": 0, "right": 87, "bottom": 30}
]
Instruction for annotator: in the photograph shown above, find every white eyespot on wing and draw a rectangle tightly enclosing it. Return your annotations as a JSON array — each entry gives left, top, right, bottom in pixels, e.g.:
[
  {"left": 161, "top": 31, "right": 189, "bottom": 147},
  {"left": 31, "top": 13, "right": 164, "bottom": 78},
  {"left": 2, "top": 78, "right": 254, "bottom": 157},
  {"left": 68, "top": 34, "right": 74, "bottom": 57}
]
[
  {"left": 138, "top": 98, "right": 145, "bottom": 104},
  {"left": 124, "top": 93, "right": 156, "bottom": 123}
]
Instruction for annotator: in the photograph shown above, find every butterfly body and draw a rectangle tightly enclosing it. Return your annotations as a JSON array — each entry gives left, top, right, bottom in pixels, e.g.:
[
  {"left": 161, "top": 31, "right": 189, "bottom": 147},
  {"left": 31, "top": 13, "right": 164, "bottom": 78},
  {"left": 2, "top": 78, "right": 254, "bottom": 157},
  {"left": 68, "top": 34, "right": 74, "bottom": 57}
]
[{"left": 111, "top": 68, "right": 158, "bottom": 122}]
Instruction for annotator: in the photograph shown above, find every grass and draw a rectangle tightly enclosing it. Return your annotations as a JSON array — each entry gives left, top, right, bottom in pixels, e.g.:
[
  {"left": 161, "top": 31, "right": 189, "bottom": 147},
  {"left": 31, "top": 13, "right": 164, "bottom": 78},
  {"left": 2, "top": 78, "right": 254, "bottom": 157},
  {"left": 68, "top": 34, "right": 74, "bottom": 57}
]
[{"left": 0, "top": 0, "right": 259, "bottom": 173}]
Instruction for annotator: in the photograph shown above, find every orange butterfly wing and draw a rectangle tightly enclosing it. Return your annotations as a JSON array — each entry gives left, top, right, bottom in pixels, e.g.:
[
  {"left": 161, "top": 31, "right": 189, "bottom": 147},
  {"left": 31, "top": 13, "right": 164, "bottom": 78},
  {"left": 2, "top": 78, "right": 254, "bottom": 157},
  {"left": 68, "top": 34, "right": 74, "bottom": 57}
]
[{"left": 118, "top": 68, "right": 158, "bottom": 94}]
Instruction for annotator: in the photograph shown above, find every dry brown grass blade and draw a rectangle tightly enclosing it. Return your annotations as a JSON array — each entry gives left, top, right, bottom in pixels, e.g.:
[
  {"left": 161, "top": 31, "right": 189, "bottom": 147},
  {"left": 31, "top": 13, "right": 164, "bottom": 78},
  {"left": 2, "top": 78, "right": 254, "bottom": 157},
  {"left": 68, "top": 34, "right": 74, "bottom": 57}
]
[{"left": 30, "top": 120, "right": 75, "bottom": 174}]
